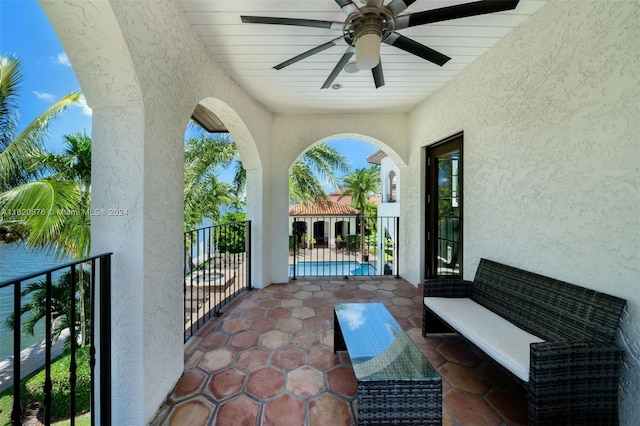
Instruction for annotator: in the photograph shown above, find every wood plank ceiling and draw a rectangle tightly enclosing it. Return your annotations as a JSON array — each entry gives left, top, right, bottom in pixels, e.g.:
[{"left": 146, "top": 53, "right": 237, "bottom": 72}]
[{"left": 177, "top": 0, "right": 546, "bottom": 114}]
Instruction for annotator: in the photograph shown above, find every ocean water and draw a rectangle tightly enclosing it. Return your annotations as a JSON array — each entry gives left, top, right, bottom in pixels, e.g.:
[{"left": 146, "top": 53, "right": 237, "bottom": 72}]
[{"left": 0, "top": 243, "right": 69, "bottom": 360}]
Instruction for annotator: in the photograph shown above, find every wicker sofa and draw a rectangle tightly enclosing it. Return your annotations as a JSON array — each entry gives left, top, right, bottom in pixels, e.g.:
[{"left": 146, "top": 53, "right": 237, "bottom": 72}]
[{"left": 422, "top": 258, "right": 626, "bottom": 425}]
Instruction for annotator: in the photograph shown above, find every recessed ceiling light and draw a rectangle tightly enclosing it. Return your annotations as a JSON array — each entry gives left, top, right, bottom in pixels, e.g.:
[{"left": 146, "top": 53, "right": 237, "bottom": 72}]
[{"left": 331, "top": 83, "right": 342, "bottom": 90}]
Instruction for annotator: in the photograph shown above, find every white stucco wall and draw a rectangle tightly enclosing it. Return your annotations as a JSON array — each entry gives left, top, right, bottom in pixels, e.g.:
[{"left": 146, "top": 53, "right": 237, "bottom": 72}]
[
  {"left": 41, "top": 0, "right": 274, "bottom": 423},
  {"left": 403, "top": 1, "right": 639, "bottom": 423},
  {"left": 378, "top": 156, "right": 400, "bottom": 217}
]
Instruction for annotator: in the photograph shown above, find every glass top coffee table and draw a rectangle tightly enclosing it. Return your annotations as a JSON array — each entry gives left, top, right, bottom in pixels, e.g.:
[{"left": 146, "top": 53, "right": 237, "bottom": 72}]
[{"left": 334, "top": 303, "right": 442, "bottom": 425}]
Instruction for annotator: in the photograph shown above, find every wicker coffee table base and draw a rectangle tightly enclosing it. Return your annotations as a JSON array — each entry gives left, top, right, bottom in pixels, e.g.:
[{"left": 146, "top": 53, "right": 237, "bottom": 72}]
[{"left": 356, "top": 378, "right": 442, "bottom": 425}]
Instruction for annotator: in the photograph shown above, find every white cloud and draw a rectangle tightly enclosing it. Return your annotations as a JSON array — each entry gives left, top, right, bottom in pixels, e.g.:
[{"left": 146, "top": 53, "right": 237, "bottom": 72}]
[
  {"left": 76, "top": 95, "right": 92, "bottom": 116},
  {"left": 55, "top": 52, "right": 71, "bottom": 67},
  {"left": 32, "top": 90, "right": 56, "bottom": 102}
]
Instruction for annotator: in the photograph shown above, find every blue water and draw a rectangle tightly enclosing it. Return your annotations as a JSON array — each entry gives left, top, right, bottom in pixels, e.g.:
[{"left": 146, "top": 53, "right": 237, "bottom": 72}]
[
  {"left": 0, "top": 243, "right": 69, "bottom": 360},
  {"left": 289, "top": 261, "right": 376, "bottom": 277}
]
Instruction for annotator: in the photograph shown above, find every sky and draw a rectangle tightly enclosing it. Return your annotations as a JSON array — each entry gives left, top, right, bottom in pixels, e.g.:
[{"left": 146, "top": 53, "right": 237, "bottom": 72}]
[
  {"left": 0, "top": 0, "right": 378, "bottom": 188},
  {"left": 1, "top": 0, "right": 93, "bottom": 153}
]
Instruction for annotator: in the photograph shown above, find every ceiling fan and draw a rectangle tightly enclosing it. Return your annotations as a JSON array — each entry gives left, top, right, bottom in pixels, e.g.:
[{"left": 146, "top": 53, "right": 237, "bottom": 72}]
[{"left": 241, "top": 0, "right": 520, "bottom": 89}]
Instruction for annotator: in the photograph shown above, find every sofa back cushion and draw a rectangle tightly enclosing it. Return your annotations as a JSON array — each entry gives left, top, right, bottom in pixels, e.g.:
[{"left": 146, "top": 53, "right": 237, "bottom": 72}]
[{"left": 470, "top": 259, "right": 626, "bottom": 343}]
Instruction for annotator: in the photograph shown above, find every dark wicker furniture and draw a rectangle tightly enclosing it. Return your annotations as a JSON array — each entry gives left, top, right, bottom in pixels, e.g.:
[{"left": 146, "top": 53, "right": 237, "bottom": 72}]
[
  {"left": 422, "top": 258, "right": 627, "bottom": 426},
  {"left": 334, "top": 303, "right": 442, "bottom": 425}
]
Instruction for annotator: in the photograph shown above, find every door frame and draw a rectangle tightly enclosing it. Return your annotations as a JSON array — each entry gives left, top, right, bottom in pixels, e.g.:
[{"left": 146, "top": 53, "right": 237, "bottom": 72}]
[{"left": 425, "top": 132, "right": 463, "bottom": 278}]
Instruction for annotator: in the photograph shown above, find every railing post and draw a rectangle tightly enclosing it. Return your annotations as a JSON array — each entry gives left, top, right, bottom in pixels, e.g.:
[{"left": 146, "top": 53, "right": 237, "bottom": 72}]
[
  {"left": 44, "top": 271, "right": 53, "bottom": 425},
  {"left": 99, "top": 255, "right": 112, "bottom": 426},
  {"left": 395, "top": 216, "right": 400, "bottom": 279},
  {"left": 11, "top": 279, "right": 21, "bottom": 426},
  {"left": 292, "top": 218, "right": 297, "bottom": 280},
  {"left": 246, "top": 220, "right": 252, "bottom": 290},
  {"left": 69, "top": 266, "right": 77, "bottom": 426}
]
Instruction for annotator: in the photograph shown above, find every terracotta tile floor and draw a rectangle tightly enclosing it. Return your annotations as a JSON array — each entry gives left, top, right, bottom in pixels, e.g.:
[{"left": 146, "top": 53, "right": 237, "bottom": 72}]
[{"left": 150, "top": 277, "right": 527, "bottom": 425}]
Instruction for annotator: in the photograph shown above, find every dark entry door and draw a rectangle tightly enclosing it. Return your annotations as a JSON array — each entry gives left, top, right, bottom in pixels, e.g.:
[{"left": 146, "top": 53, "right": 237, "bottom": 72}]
[{"left": 426, "top": 133, "right": 463, "bottom": 278}]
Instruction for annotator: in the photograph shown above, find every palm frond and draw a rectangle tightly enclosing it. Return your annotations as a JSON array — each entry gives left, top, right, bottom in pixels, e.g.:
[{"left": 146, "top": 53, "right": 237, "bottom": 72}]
[
  {"left": 0, "top": 55, "right": 22, "bottom": 150},
  {"left": 1, "top": 90, "right": 81, "bottom": 189},
  {"left": 0, "top": 179, "right": 84, "bottom": 257},
  {"left": 301, "top": 145, "right": 349, "bottom": 188},
  {"left": 289, "top": 162, "right": 327, "bottom": 204}
]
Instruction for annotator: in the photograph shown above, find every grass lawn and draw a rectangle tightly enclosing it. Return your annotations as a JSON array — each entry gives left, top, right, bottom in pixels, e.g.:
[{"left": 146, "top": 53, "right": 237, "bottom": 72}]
[{"left": 0, "top": 346, "right": 91, "bottom": 425}]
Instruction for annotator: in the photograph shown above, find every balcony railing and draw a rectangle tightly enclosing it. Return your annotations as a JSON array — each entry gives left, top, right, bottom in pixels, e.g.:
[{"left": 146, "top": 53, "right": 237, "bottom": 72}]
[
  {"left": 289, "top": 216, "right": 400, "bottom": 278},
  {"left": 0, "top": 253, "right": 112, "bottom": 426},
  {"left": 184, "top": 221, "right": 251, "bottom": 342}
]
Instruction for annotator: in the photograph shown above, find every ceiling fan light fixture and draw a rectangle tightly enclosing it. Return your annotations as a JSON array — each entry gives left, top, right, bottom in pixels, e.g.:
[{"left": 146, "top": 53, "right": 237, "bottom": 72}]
[
  {"left": 355, "top": 32, "right": 380, "bottom": 70},
  {"left": 344, "top": 61, "right": 360, "bottom": 73}
]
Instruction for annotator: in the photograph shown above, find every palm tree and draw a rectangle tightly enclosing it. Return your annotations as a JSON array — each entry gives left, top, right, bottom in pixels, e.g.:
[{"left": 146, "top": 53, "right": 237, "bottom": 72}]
[
  {"left": 183, "top": 133, "right": 237, "bottom": 230},
  {"left": 0, "top": 133, "right": 92, "bottom": 258},
  {"left": 5, "top": 268, "right": 91, "bottom": 350},
  {"left": 0, "top": 55, "right": 81, "bottom": 241},
  {"left": 339, "top": 165, "right": 381, "bottom": 257},
  {"left": 1, "top": 133, "right": 93, "bottom": 346},
  {"left": 230, "top": 143, "right": 349, "bottom": 205},
  {"left": 183, "top": 130, "right": 350, "bottom": 228}
]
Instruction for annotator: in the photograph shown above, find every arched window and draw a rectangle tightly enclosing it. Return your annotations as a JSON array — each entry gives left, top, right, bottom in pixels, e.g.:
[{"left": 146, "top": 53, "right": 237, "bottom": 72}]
[{"left": 388, "top": 171, "right": 397, "bottom": 202}]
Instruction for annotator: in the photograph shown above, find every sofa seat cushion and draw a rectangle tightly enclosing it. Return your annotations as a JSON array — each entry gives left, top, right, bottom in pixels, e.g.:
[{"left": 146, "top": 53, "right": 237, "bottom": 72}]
[{"left": 424, "top": 297, "right": 544, "bottom": 382}]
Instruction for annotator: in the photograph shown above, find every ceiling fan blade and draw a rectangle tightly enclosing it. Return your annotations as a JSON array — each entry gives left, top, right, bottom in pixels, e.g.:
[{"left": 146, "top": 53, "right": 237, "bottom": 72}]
[
  {"left": 241, "top": 15, "right": 343, "bottom": 31},
  {"left": 395, "top": 0, "right": 520, "bottom": 29},
  {"left": 274, "top": 37, "right": 346, "bottom": 70},
  {"left": 385, "top": 0, "right": 417, "bottom": 17},
  {"left": 322, "top": 47, "right": 355, "bottom": 89},
  {"left": 372, "top": 61, "right": 385, "bottom": 88},
  {"left": 335, "top": 0, "right": 359, "bottom": 16},
  {"left": 384, "top": 33, "right": 451, "bottom": 66}
]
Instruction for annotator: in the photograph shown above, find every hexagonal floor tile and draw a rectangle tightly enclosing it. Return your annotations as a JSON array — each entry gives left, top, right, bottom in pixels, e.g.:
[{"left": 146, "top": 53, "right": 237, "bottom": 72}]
[
  {"left": 258, "top": 330, "right": 289, "bottom": 349},
  {"left": 235, "top": 347, "right": 269, "bottom": 371},
  {"left": 287, "top": 366, "right": 325, "bottom": 398},
  {"left": 216, "top": 395, "right": 259, "bottom": 425},
  {"left": 262, "top": 393, "right": 306, "bottom": 426},
  {"left": 200, "top": 348, "right": 235, "bottom": 372},
  {"left": 309, "top": 393, "right": 354, "bottom": 426},
  {"left": 326, "top": 365, "right": 357, "bottom": 397},
  {"left": 208, "top": 368, "right": 245, "bottom": 400},
  {"left": 168, "top": 397, "right": 214, "bottom": 426},
  {"left": 246, "top": 367, "right": 285, "bottom": 400},
  {"left": 271, "top": 346, "right": 305, "bottom": 371}
]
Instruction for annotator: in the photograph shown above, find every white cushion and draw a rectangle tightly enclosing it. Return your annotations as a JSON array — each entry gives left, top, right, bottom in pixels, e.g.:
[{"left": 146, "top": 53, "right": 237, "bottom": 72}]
[{"left": 424, "top": 297, "right": 544, "bottom": 382}]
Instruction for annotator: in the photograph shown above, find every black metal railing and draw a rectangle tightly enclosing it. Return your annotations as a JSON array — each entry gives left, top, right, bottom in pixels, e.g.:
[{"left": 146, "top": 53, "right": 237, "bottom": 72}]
[
  {"left": 289, "top": 215, "right": 400, "bottom": 279},
  {"left": 0, "top": 253, "right": 112, "bottom": 426},
  {"left": 184, "top": 221, "right": 251, "bottom": 342}
]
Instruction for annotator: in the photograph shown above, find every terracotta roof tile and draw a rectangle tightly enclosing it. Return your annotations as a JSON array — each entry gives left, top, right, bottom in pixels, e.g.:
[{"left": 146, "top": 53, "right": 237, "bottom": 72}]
[
  {"left": 288, "top": 201, "right": 360, "bottom": 216},
  {"left": 327, "top": 190, "right": 380, "bottom": 206}
]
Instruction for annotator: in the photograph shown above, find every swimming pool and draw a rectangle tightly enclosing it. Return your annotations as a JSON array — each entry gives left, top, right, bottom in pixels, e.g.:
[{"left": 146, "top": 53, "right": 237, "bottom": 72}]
[{"left": 289, "top": 261, "right": 377, "bottom": 277}]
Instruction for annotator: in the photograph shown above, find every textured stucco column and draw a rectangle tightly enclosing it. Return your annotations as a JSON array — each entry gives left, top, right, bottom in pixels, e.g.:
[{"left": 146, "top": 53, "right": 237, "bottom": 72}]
[
  {"left": 91, "top": 106, "right": 185, "bottom": 424},
  {"left": 268, "top": 160, "right": 294, "bottom": 284}
]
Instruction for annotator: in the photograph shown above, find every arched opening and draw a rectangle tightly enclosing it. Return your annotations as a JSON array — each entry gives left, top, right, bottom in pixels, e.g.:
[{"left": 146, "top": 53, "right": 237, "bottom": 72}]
[
  {"left": 182, "top": 100, "right": 261, "bottom": 338},
  {"left": 287, "top": 135, "right": 404, "bottom": 279}
]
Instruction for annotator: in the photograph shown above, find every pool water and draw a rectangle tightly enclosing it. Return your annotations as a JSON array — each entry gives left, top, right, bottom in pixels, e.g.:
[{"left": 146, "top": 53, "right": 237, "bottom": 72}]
[{"left": 289, "top": 261, "right": 376, "bottom": 277}]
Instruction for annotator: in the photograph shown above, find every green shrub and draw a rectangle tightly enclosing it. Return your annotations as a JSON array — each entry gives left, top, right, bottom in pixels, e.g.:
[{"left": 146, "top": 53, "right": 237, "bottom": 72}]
[
  {"left": 346, "top": 234, "right": 360, "bottom": 251},
  {"left": 24, "top": 346, "right": 92, "bottom": 421}
]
